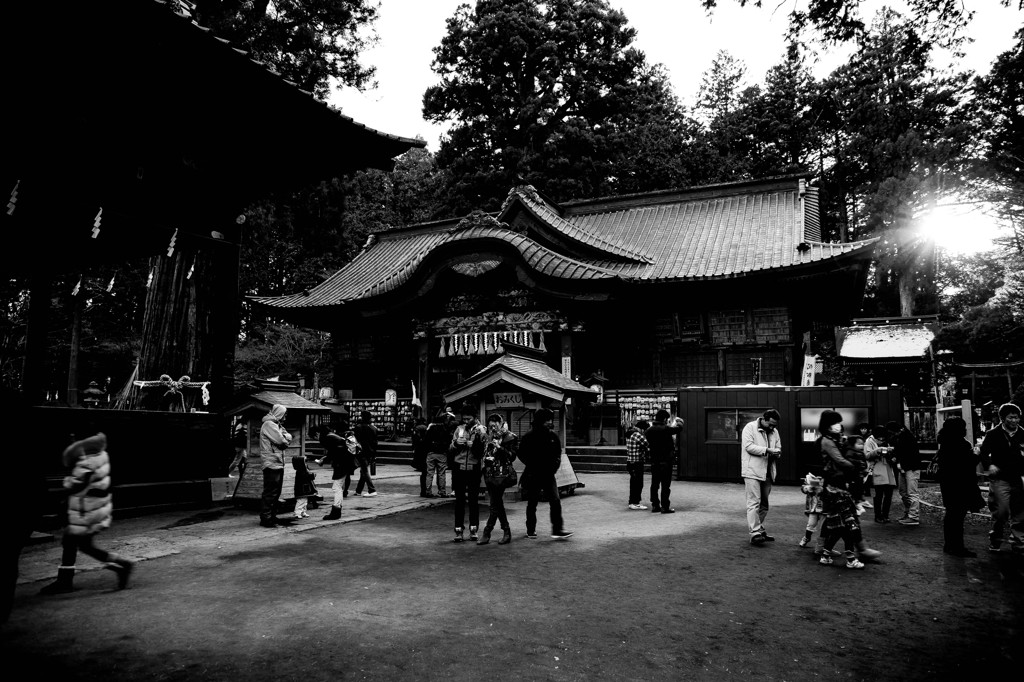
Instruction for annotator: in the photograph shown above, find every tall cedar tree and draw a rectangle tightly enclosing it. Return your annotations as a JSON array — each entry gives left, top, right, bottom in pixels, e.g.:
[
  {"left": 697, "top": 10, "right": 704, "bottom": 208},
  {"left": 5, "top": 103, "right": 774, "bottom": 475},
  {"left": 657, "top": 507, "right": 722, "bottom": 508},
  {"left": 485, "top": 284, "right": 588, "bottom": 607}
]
[
  {"left": 699, "top": 0, "right": 1019, "bottom": 47},
  {"left": 135, "top": 1, "right": 385, "bottom": 392},
  {"left": 423, "top": 0, "right": 707, "bottom": 213},
  {"left": 812, "top": 9, "right": 974, "bottom": 316},
  {"left": 973, "top": 27, "right": 1024, "bottom": 254},
  {"left": 700, "top": 44, "right": 819, "bottom": 181},
  {"left": 191, "top": 0, "right": 378, "bottom": 97}
]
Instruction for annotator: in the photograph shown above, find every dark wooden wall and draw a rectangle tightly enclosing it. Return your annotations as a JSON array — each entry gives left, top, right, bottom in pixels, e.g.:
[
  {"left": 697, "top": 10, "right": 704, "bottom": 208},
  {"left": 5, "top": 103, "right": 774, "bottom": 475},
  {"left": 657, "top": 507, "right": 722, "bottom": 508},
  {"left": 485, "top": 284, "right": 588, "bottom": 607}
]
[
  {"left": 28, "top": 407, "right": 229, "bottom": 522},
  {"left": 676, "top": 386, "right": 904, "bottom": 484}
]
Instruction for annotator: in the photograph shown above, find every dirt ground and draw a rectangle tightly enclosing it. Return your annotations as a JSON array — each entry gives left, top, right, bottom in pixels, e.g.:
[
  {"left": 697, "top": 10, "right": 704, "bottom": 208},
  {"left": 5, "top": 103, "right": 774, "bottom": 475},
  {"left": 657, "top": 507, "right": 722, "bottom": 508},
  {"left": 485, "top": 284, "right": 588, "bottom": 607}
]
[{"left": 3, "top": 474, "right": 1022, "bottom": 681}]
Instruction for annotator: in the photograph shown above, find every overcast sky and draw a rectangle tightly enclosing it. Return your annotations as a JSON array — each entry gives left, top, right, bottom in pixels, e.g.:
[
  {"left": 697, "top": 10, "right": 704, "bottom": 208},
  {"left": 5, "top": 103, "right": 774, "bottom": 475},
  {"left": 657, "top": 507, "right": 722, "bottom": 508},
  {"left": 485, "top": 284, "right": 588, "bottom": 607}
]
[{"left": 330, "top": 1, "right": 1022, "bottom": 152}]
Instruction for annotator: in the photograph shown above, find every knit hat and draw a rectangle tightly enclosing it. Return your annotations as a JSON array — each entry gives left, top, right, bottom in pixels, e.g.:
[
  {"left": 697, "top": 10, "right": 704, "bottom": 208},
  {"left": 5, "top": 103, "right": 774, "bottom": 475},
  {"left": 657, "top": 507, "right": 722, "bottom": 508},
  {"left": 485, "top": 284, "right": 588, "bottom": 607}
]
[{"left": 534, "top": 408, "right": 554, "bottom": 425}]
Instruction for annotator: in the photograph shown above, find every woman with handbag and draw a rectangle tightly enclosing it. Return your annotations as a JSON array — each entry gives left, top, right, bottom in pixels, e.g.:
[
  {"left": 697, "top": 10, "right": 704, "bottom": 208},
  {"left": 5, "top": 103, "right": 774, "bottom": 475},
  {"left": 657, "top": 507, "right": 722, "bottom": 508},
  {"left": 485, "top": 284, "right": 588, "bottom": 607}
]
[
  {"left": 865, "top": 426, "right": 897, "bottom": 523},
  {"left": 478, "top": 414, "right": 518, "bottom": 546},
  {"left": 935, "top": 416, "right": 985, "bottom": 557}
]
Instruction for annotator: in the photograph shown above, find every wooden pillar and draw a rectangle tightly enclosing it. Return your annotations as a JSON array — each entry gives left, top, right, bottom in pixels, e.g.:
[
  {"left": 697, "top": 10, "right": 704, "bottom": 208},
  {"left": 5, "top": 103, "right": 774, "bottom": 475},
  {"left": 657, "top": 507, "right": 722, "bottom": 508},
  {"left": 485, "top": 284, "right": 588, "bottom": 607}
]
[
  {"left": 559, "top": 332, "right": 573, "bottom": 379},
  {"left": 66, "top": 290, "right": 84, "bottom": 407},
  {"left": 417, "top": 337, "right": 430, "bottom": 418},
  {"left": 22, "top": 275, "right": 52, "bottom": 404}
]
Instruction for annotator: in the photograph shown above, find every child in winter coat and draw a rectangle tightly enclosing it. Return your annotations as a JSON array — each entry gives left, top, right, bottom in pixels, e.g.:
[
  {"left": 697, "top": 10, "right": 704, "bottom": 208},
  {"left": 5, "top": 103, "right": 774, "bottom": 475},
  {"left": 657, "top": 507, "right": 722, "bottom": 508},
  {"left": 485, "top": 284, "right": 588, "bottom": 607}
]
[
  {"left": 844, "top": 435, "right": 870, "bottom": 515},
  {"left": 292, "top": 452, "right": 318, "bottom": 519},
  {"left": 39, "top": 432, "right": 133, "bottom": 594},
  {"left": 799, "top": 472, "right": 825, "bottom": 552}
]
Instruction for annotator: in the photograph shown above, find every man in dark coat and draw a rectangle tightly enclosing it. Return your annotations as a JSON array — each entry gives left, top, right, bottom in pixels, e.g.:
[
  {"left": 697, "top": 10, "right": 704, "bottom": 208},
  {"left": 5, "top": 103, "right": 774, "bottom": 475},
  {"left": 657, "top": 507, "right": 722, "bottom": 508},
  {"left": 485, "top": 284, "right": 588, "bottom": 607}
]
[
  {"left": 519, "top": 408, "right": 573, "bottom": 539},
  {"left": 646, "top": 409, "right": 684, "bottom": 513},
  {"left": 351, "top": 411, "right": 378, "bottom": 497}
]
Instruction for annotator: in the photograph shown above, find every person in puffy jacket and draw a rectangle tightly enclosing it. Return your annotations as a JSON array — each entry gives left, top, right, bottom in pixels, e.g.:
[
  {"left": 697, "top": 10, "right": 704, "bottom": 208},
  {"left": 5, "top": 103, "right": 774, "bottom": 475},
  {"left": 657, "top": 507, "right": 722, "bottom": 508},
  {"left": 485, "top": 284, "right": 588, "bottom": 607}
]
[
  {"left": 39, "top": 432, "right": 133, "bottom": 594},
  {"left": 259, "top": 404, "right": 292, "bottom": 527}
]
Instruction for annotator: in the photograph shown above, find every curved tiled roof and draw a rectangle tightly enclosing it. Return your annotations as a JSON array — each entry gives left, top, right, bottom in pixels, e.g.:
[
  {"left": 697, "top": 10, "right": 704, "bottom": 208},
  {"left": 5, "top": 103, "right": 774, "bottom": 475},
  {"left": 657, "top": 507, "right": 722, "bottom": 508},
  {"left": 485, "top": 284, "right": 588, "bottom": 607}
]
[
  {"left": 504, "top": 187, "right": 654, "bottom": 263},
  {"left": 554, "top": 185, "right": 874, "bottom": 280},
  {"left": 253, "top": 177, "right": 878, "bottom": 311},
  {"left": 250, "top": 225, "right": 625, "bottom": 309}
]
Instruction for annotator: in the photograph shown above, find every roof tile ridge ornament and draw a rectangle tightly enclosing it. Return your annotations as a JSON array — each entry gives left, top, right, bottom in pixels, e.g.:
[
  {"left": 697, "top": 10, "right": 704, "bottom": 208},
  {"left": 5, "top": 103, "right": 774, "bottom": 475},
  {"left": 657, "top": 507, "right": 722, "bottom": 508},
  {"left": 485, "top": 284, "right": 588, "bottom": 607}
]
[
  {"left": 449, "top": 210, "right": 514, "bottom": 234},
  {"left": 508, "top": 186, "right": 654, "bottom": 264}
]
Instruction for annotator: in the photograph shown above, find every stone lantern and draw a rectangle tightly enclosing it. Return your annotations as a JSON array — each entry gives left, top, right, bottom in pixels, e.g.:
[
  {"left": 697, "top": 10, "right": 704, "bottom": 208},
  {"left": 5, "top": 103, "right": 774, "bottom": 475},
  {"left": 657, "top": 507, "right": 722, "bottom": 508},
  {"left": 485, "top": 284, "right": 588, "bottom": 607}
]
[{"left": 82, "top": 381, "right": 105, "bottom": 408}]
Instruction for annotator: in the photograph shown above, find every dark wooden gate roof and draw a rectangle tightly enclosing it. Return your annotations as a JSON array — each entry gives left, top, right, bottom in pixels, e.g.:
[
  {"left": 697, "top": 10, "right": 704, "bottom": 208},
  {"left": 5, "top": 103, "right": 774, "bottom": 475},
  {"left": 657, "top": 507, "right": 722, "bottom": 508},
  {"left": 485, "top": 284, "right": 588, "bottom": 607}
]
[{"left": 3, "top": 0, "right": 424, "bottom": 275}]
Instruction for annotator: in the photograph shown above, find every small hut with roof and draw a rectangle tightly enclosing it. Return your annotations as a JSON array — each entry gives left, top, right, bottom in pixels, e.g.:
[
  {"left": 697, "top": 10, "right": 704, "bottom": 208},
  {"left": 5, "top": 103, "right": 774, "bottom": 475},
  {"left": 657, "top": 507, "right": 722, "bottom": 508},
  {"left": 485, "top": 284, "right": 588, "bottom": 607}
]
[{"left": 225, "top": 380, "right": 331, "bottom": 502}]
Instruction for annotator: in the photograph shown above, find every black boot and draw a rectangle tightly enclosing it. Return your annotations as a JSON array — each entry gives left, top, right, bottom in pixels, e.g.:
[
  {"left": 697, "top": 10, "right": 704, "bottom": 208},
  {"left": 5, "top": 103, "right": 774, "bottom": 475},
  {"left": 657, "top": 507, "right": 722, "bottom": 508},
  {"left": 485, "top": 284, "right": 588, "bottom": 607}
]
[
  {"left": 39, "top": 567, "right": 76, "bottom": 595},
  {"left": 106, "top": 557, "right": 134, "bottom": 590},
  {"left": 477, "top": 527, "right": 492, "bottom": 545},
  {"left": 497, "top": 527, "right": 512, "bottom": 545},
  {"left": 322, "top": 506, "right": 342, "bottom": 520}
]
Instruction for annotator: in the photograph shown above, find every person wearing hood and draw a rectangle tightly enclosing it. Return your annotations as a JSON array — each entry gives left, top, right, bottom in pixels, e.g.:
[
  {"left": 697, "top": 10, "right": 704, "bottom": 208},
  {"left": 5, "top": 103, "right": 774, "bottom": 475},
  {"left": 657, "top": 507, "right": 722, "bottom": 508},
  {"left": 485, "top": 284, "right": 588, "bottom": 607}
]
[
  {"left": 38, "top": 432, "right": 133, "bottom": 595},
  {"left": 259, "top": 404, "right": 293, "bottom": 527}
]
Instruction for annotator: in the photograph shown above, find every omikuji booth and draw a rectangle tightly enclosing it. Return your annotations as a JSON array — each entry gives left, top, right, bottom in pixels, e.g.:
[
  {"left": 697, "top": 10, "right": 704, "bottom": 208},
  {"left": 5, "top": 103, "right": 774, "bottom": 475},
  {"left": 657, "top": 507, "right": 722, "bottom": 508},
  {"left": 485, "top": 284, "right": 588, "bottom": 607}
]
[{"left": 442, "top": 343, "right": 598, "bottom": 495}]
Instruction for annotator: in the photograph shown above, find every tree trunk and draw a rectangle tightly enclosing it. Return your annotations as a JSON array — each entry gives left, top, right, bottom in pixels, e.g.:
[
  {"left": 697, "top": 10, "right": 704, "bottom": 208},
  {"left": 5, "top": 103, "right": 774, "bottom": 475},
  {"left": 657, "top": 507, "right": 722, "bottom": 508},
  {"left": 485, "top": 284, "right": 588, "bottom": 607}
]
[{"left": 138, "top": 237, "right": 239, "bottom": 411}]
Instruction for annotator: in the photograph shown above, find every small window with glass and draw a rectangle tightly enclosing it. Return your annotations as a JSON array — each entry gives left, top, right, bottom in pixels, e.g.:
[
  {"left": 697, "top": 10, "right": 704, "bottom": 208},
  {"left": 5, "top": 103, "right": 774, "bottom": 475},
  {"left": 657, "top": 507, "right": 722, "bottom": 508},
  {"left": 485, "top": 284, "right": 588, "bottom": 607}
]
[{"left": 706, "top": 408, "right": 767, "bottom": 443}]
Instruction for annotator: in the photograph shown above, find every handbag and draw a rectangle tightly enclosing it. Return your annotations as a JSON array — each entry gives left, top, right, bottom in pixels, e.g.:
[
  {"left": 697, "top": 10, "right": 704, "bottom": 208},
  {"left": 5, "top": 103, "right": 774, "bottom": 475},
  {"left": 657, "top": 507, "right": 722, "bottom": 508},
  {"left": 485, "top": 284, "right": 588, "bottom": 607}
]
[{"left": 484, "top": 457, "right": 518, "bottom": 489}]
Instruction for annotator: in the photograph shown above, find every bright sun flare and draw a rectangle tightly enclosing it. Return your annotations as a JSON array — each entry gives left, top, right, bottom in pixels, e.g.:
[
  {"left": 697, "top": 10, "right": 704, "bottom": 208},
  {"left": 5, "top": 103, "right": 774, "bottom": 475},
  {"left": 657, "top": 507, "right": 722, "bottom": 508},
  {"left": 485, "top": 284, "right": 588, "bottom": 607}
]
[{"left": 919, "top": 204, "right": 1007, "bottom": 255}]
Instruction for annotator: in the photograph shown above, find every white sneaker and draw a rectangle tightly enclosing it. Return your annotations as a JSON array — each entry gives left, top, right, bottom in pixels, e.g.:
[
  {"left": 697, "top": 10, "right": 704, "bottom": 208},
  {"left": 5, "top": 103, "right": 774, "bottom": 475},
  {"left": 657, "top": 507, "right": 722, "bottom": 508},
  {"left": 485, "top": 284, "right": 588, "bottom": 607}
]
[
  {"left": 362, "top": 492, "right": 377, "bottom": 497},
  {"left": 862, "top": 501, "right": 873, "bottom": 509},
  {"left": 628, "top": 503, "right": 648, "bottom": 510}
]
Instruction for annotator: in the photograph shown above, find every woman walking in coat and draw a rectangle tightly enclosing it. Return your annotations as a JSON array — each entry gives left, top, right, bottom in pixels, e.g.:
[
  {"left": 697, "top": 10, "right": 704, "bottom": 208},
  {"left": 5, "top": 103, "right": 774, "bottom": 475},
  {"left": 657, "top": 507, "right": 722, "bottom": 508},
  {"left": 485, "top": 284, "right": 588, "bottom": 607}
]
[
  {"left": 865, "top": 425, "right": 897, "bottom": 523},
  {"left": 935, "top": 416, "right": 985, "bottom": 557},
  {"left": 39, "top": 432, "right": 133, "bottom": 594},
  {"left": 478, "top": 414, "right": 518, "bottom": 546},
  {"left": 817, "top": 410, "right": 881, "bottom": 569}
]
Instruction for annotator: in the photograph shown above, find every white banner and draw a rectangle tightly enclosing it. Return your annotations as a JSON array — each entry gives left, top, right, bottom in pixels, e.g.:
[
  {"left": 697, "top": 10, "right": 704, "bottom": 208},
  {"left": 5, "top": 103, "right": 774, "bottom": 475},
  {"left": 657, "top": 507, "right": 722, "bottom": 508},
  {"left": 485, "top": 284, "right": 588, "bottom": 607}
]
[{"left": 800, "top": 355, "right": 817, "bottom": 387}]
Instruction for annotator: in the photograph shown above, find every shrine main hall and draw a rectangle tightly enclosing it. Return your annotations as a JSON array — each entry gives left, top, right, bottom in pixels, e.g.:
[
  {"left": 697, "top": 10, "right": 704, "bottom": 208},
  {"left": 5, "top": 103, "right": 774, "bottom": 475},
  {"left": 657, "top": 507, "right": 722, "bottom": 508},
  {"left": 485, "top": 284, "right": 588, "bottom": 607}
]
[{"left": 254, "top": 174, "right": 877, "bottom": 421}]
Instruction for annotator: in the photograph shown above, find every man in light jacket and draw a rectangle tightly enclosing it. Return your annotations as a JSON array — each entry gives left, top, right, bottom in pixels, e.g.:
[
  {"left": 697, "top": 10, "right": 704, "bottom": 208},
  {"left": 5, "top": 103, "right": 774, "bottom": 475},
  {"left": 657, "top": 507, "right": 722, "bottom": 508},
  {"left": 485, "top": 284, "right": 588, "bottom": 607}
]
[{"left": 741, "top": 409, "right": 782, "bottom": 545}]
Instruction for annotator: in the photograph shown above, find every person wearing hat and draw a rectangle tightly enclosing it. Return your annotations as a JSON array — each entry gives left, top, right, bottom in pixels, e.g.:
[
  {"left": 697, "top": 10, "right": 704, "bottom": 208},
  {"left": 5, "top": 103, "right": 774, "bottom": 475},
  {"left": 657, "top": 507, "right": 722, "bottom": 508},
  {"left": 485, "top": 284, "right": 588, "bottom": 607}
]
[
  {"left": 258, "top": 404, "right": 293, "bottom": 527},
  {"left": 519, "top": 408, "right": 573, "bottom": 539},
  {"left": 979, "top": 402, "right": 1024, "bottom": 552}
]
